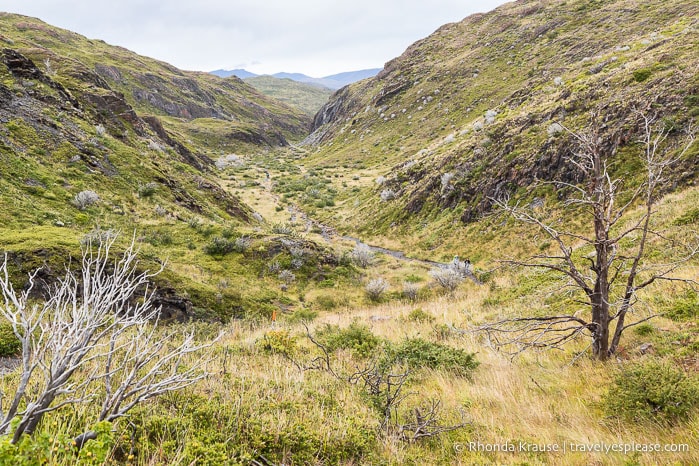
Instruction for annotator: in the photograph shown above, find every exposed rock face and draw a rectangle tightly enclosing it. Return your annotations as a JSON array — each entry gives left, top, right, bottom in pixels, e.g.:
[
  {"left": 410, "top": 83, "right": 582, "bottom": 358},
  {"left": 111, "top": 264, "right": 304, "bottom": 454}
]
[
  {"left": 142, "top": 115, "right": 212, "bottom": 171},
  {"left": 312, "top": 86, "right": 353, "bottom": 130},
  {"left": 82, "top": 89, "right": 145, "bottom": 136},
  {"left": 132, "top": 87, "right": 221, "bottom": 120},
  {"left": 94, "top": 64, "right": 123, "bottom": 83},
  {"left": 2, "top": 48, "right": 79, "bottom": 109},
  {"left": 3, "top": 48, "right": 44, "bottom": 79},
  {"left": 152, "top": 287, "right": 192, "bottom": 323},
  {"left": 8, "top": 249, "right": 193, "bottom": 323}
]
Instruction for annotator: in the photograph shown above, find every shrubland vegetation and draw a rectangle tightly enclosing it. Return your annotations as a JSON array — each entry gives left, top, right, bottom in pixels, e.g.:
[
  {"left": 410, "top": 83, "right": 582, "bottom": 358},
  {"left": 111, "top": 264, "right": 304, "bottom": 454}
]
[{"left": 0, "top": 0, "right": 698, "bottom": 464}]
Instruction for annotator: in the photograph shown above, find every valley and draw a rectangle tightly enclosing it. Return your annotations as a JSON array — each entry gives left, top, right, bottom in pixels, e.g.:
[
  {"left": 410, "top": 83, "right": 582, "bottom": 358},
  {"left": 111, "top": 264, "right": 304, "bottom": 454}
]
[{"left": 0, "top": 0, "right": 697, "bottom": 464}]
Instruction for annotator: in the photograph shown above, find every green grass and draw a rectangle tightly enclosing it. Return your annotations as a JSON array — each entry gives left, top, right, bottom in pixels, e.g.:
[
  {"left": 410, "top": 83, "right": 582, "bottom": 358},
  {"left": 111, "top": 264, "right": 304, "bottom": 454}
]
[{"left": 245, "top": 75, "right": 333, "bottom": 116}]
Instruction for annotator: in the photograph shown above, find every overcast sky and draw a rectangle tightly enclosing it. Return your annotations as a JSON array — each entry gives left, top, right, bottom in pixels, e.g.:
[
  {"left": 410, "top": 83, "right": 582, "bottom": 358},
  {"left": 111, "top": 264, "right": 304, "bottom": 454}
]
[{"left": 0, "top": 0, "right": 508, "bottom": 77}]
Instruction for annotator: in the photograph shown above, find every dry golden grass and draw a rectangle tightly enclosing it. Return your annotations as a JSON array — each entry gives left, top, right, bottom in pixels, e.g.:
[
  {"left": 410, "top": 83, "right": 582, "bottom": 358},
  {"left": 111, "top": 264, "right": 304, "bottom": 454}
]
[{"left": 215, "top": 269, "right": 693, "bottom": 465}]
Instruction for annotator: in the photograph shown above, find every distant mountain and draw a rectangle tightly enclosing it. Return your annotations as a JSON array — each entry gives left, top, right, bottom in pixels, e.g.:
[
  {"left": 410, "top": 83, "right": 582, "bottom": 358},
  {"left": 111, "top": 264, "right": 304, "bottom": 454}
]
[
  {"left": 272, "top": 72, "right": 313, "bottom": 82},
  {"left": 210, "top": 69, "right": 258, "bottom": 79},
  {"left": 320, "top": 69, "right": 383, "bottom": 89},
  {"left": 271, "top": 69, "right": 382, "bottom": 89},
  {"left": 209, "top": 68, "right": 382, "bottom": 89}
]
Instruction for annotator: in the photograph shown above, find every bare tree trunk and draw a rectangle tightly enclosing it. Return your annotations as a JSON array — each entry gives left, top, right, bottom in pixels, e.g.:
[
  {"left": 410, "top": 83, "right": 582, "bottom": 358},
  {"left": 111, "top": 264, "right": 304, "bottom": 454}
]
[{"left": 590, "top": 295, "right": 610, "bottom": 361}]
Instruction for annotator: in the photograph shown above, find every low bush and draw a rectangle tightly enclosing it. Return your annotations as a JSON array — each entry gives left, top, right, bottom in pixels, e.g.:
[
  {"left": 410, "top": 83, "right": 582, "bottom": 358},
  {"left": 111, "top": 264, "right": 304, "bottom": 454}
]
[
  {"left": 137, "top": 182, "right": 158, "bottom": 198},
  {"left": 271, "top": 222, "right": 295, "bottom": 235},
  {"left": 365, "top": 278, "right": 389, "bottom": 301},
  {"left": 279, "top": 270, "right": 296, "bottom": 285},
  {"left": 203, "top": 237, "right": 235, "bottom": 255},
  {"left": 72, "top": 190, "right": 99, "bottom": 210},
  {"left": 665, "top": 291, "right": 698, "bottom": 321},
  {"left": 383, "top": 338, "right": 479, "bottom": 377},
  {"left": 603, "top": 360, "right": 699, "bottom": 424},
  {"left": 127, "top": 391, "right": 377, "bottom": 465},
  {"left": 0, "top": 421, "right": 113, "bottom": 466},
  {"left": 429, "top": 267, "right": 463, "bottom": 292},
  {"left": 0, "top": 323, "right": 21, "bottom": 357},
  {"left": 286, "top": 308, "right": 318, "bottom": 323},
  {"left": 256, "top": 330, "right": 297, "bottom": 356},
  {"left": 406, "top": 308, "right": 435, "bottom": 323},
  {"left": 316, "top": 322, "right": 381, "bottom": 358},
  {"left": 632, "top": 323, "right": 654, "bottom": 336},
  {"left": 673, "top": 207, "right": 699, "bottom": 226},
  {"left": 632, "top": 68, "right": 652, "bottom": 82},
  {"left": 315, "top": 294, "right": 338, "bottom": 310},
  {"left": 402, "top": 282, "right": 421, "bottom": 301},
  {"left": 234, "top": 236, "right": 252, "bottom": 252},
  {"left": 351, "top": 244, "right": 374, "bottom": 268}
]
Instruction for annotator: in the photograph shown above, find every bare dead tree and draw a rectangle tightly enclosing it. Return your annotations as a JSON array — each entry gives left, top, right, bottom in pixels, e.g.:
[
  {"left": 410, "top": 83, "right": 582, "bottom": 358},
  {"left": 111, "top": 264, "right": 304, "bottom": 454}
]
[
  {"left": 348, "top": 360, "right": 411, "bottom": 430},
  {"left": 392, "top": 399, "right": 468, "bottom": 443},
  {"left": 481, "top": 110, "right": 697, "bottom": 361},
  {"left": 0, "top": 235, "right": 220, "bottom": 444}
]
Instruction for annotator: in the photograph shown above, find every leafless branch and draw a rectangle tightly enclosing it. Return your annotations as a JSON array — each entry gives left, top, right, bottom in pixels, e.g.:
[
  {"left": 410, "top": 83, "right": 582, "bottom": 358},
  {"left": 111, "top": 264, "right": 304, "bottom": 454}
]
[
  {"left": 391, "top": 399, "right": 469, "bottom": 442},
  {"left": 0, "top": 234, "right": 217, "bottom": 446}
]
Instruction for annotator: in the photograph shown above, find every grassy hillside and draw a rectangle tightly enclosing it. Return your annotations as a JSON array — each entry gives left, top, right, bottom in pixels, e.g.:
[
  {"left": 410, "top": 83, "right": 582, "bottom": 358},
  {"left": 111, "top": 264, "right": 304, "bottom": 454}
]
[
  {"left": 302, "top": 0, "right": 698, "bottom": 259},
  {"left": 245, "top": 75, "right": 334, "bottom": 116},
  {"left": 0, "top": 3, "right": 698, "bottom": 465},
  {"left": 0, "top": 13, "right": 310, "bottom": 151},
  {"left": 0, "top": 12, "right": 327, "bottom": 321}
]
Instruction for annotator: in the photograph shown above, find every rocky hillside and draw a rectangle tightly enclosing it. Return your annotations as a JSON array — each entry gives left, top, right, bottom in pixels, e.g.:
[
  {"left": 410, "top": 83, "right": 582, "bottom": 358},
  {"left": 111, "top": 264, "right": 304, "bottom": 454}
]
[
  {"left": 305, "top": 0, "right": 698, "bottom": 235},
  {"left": 0, "top": 12, "right": 313, "bottom": 229},
  {"left": 0, "top": 13, "right": 314, "bottom": 320},
  {"left": 0, "top": 13, "right": 310, "bottom": 150}
]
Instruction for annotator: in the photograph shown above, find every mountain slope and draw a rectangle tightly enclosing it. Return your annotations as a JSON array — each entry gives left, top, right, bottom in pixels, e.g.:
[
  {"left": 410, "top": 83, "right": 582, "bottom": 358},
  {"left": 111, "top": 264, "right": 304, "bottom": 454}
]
[
  {"left": 210, "top": 68, "right": 257, "bottom": 79},
  {"left": 0, "top": 13, "right": 311, "bottom": 151},
  {"left": 244, "top": 75, "right": 333, "bottom": 116},
  {"left": 0, "top": 13, "right": 320, "bottom": 321},
  {"left": 303, "top": 0, "right": 698, "bottom": 254}
]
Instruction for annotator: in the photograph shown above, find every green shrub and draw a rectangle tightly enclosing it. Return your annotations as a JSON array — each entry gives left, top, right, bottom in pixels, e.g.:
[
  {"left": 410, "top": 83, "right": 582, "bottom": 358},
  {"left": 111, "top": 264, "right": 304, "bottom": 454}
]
[
  {"left": 316, "top": 322, "right": 381, "bottom": 358},
  {"left": 137, "top": 182, "right": 158, "bottom": 198},
  {"left": 404, "top": 274, "right": 423, "bottom": 283},
  {"left": 128, "top": 392, "right": 377, "bottom": 465},
  {"left": 673, "top": 207, "right": 699, "bottom": 226},
  {"left": 286, "top": 308, "right": 318, "bottom": 323},
  {"left": 256, "top": 329, "right": 297, "bottom": 356},
  {"left": 665, "top": 291, "right": 698, "bottom": 321},
  {"left": 203, "top": 237, "right": 235, "bottom": 255},
  {"left": 632, "top": 68, "right": 652, "bottom": 82},
  {"left": 0, "top": 324, "right": 21, "bottom": 357},
  {"left": 406, "top": 308, "right": 435, "bottom": 323},
  {"left": 0, "top": 420, "right": 113, "bottom": 466},
  {"left": 317, "top": 279, "right": 335, "bottom": 288},
  {"left": 145, "top": 229, "right": 173, "bottom": 246},
  {"left": 315, "top": 294, "right": 338, "bottom": 310},
  {"left": 271, "top": 222, "right": 295, "bottom": 235},
  {"left": 603, "top": 360, "right": 699, "bottom": 424},
  {"left": 221, "top": 226, "right": 237, "bottom": 238},
  {"left": 633, "top": 323, "right": 654, "bottom": 336},
  {"left": 384, "top": 338, "right": 479, "bottom": 377}
]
